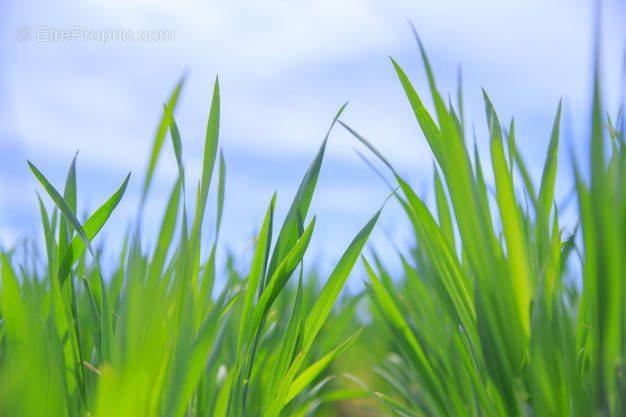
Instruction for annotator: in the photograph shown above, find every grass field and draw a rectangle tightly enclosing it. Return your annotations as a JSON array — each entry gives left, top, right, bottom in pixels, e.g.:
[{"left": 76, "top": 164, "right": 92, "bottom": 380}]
[{"left": 1, "top": 34, "right": 624, "bottom": 416}]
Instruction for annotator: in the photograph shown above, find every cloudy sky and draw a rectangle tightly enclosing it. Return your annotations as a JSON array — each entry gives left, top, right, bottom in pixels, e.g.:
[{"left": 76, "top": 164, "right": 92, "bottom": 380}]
[{"left": 1, "top": 0, "right": 624, "bottom": 285}]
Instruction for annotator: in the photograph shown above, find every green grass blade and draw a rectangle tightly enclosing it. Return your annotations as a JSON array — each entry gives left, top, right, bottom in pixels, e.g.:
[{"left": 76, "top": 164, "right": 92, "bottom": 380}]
[
  {"left": 147, "top": 179, "right": 181, "bottom": 286},
  {"left": 484, "top": 90, "right": 532, "bottom": 334},
  {"left": 169, "top": 114, "right": 185, "bottom": 183},
  {"left": 247, "top": 217, "right": 315, "bottom": 343},
  {"left": 57, "top": 173, "right": 131, "bottom": 285},
  {"left": 140, "top": 77, "right": 184, "bottom": 206},
  {"left": 537, "top": 100, "right": 562, "bottom": 218},
  {"left": 301, "top": 209, "right": 380, "bottom": 353},
  {"left": 266, "top": 103, "right": 347, "bottom": 281},
  {"left": 196, "top": 76, "right": 220, "bottom": 225},
  {"left": 237, "top": 194, "right": 275, "bottom": 353}
]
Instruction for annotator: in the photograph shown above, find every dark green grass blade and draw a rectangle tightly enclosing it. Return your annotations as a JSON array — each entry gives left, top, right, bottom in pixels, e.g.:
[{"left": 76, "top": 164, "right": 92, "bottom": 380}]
[
  {"left": 141, "top": 77, "right": 184, "bottom": 206},
  {"left": 266, "top": 103, "right": 348, "bottom": 281},
  {"left": 57, "top": 174, "right": 131, "bottom": 285}
]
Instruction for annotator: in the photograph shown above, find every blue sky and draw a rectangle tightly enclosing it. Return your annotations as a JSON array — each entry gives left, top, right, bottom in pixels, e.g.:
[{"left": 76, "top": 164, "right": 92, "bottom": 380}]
[{"left": 1, "top": 0, "right": 625, "bottom": 286}]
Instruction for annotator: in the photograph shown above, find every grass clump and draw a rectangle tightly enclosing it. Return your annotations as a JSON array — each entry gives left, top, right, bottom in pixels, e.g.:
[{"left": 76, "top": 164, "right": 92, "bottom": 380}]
[
  {"left": 344, "top": 33, "right": 625, "bottom": 417},
  {"left": 0, "top": 79, "right": 381, "bottom": 416}
]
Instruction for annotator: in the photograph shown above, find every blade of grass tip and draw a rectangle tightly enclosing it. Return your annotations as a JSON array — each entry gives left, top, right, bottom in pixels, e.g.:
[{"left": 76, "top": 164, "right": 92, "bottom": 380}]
[
  {"left": 28, "top": 161, "right": 94, "bottom": 260},
  {"left": 338, "top": 121, "right": 395, "bottom": 174},
  {"left": 58, "top": 152, "right": 78, "bottom": 267},
  {"left": 506, "top": 119, "right": 516, "bottom": 173},
  {"left": 64, "top": 152, "right": 78, "bottom": 215},
  {"left": 353, "top": 148, "right": 395, "bottom": 191},
  {"left": 590, "top": 4, "right": 605, "bottom": 192},
  {"left": 266, "top": 102, "right": 348, "bottom": 281},
  {"left": 57, "top": 173, "right": 131, "bottom": 285},
  {"left": 389, "top": 58, "right": 445, "bottom": 167},
  {"left": 259, "top": 193, "right": 275, "bottom": 294},
  {"left": 140, "top": 76, "right": 185, "bottom": 208},
  {"left": 484, "top": 90, "right": 532, "bottom": 335},
  {"left": 374, "top": 391, "right": 422, "bottom": 417},
  {"left": 198, "top": 77, "right": 220, "bottom": 216},
  {"left": 188, "top": 77, "right": 221, "bottom": 291},
  {"left": 538, "top": 100, "right": 562, "bottom": 219},
  {"left": 410, "top": 23, "right": 456, "bottom": 138},
  {"left": 169, "top": 114, "right": 185, "bottom": 186}
]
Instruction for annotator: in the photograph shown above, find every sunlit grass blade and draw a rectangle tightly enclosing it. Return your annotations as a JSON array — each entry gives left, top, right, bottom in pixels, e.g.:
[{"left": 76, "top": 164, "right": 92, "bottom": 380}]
[{"left": 484, "top": 90, "right": 532, "bottom": 334}]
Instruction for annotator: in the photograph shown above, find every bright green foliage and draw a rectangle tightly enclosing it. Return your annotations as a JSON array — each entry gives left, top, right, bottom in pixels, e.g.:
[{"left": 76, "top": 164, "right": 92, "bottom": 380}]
[
  {"left": 0, "top": 82, "right": 380, "bottom": 417},
  {"left": 1, "top": 32, "right": 624, "bottom": 417},
  {"left": 344, "top": 35, "right": 625, "bottom": 417}
]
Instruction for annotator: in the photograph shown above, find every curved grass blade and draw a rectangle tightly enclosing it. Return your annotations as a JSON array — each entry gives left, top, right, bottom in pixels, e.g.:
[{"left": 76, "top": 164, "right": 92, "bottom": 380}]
[
  {"left": 266, "top": 103, "right": 348, "bottom": 281},
  {"left": 57, "top": 173, "right": 131, "bottom": 285}
]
